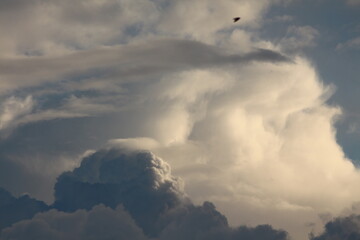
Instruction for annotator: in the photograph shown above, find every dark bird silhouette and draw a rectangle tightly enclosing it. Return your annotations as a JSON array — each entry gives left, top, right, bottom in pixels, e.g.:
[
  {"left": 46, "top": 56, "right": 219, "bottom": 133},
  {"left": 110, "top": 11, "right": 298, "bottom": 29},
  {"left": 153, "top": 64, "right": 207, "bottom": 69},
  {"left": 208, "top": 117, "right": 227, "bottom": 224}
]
[{"left": 233, "top": 17, "right": 241, "bottom": 23}]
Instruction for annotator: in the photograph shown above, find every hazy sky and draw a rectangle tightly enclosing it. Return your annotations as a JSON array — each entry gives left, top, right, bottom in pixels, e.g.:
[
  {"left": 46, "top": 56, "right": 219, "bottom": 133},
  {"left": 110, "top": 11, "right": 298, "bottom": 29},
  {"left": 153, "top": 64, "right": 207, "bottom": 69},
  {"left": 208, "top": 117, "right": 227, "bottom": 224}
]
[{"left": 0, "top": 1, "right": 360, "bottom": 240}]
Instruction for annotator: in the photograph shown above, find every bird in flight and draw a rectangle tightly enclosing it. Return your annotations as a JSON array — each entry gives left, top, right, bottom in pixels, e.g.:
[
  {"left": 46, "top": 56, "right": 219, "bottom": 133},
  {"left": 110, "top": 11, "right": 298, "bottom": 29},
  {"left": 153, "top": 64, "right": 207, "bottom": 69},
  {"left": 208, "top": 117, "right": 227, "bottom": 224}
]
[{"left": 233, "top": 17, "right": 241, "bottom": 23}]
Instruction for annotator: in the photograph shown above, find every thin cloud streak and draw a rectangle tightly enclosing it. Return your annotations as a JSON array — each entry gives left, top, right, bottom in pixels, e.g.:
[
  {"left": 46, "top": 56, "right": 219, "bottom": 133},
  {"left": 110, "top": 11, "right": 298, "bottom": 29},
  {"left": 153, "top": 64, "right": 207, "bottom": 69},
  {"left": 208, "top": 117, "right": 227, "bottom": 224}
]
[{"left": 0, "top": 39, "right": 291, "bottom": 93}]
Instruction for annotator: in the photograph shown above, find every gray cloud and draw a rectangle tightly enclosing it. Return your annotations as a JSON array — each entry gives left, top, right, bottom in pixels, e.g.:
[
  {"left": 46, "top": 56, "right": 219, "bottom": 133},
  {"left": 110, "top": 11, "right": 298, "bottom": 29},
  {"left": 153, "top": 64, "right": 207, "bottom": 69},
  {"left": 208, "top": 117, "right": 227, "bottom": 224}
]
[
  {"left": 52, "top": 148, "right": 186, "bottom": 236},
  {"left": 346, "top": 0, "right": 360, "bottom": 6},
  {"left": 2, "top": 1, "right": 357, "bottom": 239},
  {"left": 158, "top": 201, "right": 289, "bottom": 240},
  {"left": 310, "top": 215, "right": 360, "bottom": 240},
  {"left": 0, "top": 205, "right": 148, "bottom": 240},
  {"left": 0, "top": 0, "right": 158, "bottom": 56},
  {"left": 278, "top": 25, "right": 319, "bottom": 53},
  {"left": 0, "top": 147, "right": 288, "bottom": 240},
  {"left": 0, "top": 187, "right": 49, "bottom": 231},
  {"left": 0, "top": 38, "right": 291, "bottom": 140},
  {"left": 336, "top": 37, "right": 360, "bottom": 51},
  {"left": 0, "top": 96, "right": 35, "bottom": 135},
  {"left": 0, "top": 39, "right": 290, "bottom": 93}
]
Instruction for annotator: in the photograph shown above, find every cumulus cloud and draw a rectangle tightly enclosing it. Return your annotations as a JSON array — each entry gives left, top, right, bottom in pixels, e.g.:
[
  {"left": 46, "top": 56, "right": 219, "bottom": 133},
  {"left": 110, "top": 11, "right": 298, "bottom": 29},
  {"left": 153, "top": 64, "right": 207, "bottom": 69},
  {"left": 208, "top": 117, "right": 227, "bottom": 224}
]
[
  {"left": 1, "top": 1, "right": 359, "bottom": 240},
  {"left": 135, "top": 57, "right": 360, "bottom": 239},
  {"left": 310, "top": 215, "right": 360, "bottom": 240},
  {"left": 52, "top": 148, "right": 186, "bottom": 236},
  {"left": 1, "top": 148, "right": 288, "bottom": 240},
  {"left": 0, "top": 187, "right": 49, "bottom": 231},
  {"left": 158, "top": 201, "right": 289, "bottom": 240},
  {"left": 0, "top": 205, "right": 148, "bottom": 240},
  {"left": 0, "top": 35, "right": 354, "bottom": 240}
]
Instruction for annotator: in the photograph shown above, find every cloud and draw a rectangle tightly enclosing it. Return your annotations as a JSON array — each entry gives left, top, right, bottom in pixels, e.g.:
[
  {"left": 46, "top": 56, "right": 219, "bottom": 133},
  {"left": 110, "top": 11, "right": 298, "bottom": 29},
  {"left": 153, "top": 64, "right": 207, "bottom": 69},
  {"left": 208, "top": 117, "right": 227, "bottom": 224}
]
[
  {"left": 0, "top": 148, "right": 288, "bottom": 240},
  {"left": 0, "top": 0, "right": 283, "bottom": 58},
  {"left": 134, "top": 57, "right": 360, "bottom": 239},
  {"left": 0, "top": 38, "right": 290, "bottom": 94},
  {"left": 336, "top": 37, "right": 360, "bottom": 51},
  {"left": 52, "top": 148, "right": 186, "bottom": 236},
  {"left": 346, "top": 0, "right": 360, "bottom": 6},
  {"left": 0, "top": 42, "right": 353, "bottom": 240},
  {"left": 155, "top": 0, "right": 276, "bottom": 41},
  {"left": 310, "top": 215, "right": 360, "bottom": 240},
  {"left": 0, "top": 96, "right": 34, "bottom": 133},
  {"left": 0, "top": 0, "right": 159, "bottom": 56},
  {"left": 0, "top": 187, "right": 49, "bottom": 231},
  {"left": 0, "top": 1, "right": 359, "bottom": 240},
  {"left": 272, "top": 15, "right": 294, "bottom": 23},
  {"left": 158, "top": 201, "right": 289, "bottom": 240},
  {"left": 278, "top": 26, "right": 319, "bottom": 52},
  {"left": 0, "top": 205, "right": 148, "bottom": 240}
]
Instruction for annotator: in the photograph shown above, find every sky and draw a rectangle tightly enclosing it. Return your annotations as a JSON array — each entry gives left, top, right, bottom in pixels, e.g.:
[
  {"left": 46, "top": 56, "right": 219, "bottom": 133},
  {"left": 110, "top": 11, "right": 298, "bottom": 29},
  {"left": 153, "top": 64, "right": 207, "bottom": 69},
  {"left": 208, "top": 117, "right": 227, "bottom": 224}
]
[{"left": 0, "top": 0, "right": 360, "bottom": 240}]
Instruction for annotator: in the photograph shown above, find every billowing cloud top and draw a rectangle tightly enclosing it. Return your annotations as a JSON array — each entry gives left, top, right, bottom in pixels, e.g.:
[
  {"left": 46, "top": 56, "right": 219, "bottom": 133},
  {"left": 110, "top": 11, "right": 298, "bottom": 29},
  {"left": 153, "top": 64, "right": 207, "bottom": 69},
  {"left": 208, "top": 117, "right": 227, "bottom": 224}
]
[
  {"left": 1, "top": 1, "right": 360, "bottom": 240},
  {"left": 0, "top": 147, "right": 289, "bottom": 240},
  {"left": 53, "top": 148, "right": 185, "bottom": 236}
]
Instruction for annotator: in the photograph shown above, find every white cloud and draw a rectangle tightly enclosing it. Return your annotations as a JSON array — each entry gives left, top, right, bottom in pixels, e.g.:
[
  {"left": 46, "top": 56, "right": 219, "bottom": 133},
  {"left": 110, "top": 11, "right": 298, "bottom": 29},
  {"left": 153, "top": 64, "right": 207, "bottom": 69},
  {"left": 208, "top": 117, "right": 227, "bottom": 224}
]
[
  {"left": 0, "top": 0, "right": 159, "bottom": 56},
  {"left": 0, "top": 1, "right": 358, "bottom": 240},
  {"left": 156, "top": 0, "right": 272, "bottom": 42},
  {"left": 108, "top": 57, "right": 360, "bottom": 240},
  {"left": 0, "top": 96, "right": 34, "bottom": 132},
  {"left": 0, "top": 38, "right": 288, "bottom": 94},
  {"left": 279, "top": 25, "right": 319, "bottom": 52}
]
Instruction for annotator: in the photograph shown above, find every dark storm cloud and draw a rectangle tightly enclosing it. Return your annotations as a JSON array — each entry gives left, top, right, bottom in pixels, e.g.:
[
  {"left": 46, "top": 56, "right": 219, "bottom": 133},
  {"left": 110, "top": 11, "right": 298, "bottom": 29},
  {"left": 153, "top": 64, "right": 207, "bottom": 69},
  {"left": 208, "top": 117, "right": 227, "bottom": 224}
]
[
  {"left": 51, "top": 147, "right": 289, "bottom": 239},
  {"left": 0, "top": 39, "right": 291, "bottom": 93},
  {"left": 0, "top": 205, "right": 148, "bottom": 240},
  {"left": 0, "top": 147, "right": 289, "bottom": 240},
  {"left": 0, "top": 187, "right": 49, "bottom": 231},
  {"left": 310, "top": 215, "right": 360, "bottom": 240},
  {"left": 0, "top": 157, "right": 53, "bottom": 203},
  {"left": 52, "top": 148, "right": 186, "bottom": 236},
  {"left": 158, "top": 201, "right": 289, "bottom": 240}
]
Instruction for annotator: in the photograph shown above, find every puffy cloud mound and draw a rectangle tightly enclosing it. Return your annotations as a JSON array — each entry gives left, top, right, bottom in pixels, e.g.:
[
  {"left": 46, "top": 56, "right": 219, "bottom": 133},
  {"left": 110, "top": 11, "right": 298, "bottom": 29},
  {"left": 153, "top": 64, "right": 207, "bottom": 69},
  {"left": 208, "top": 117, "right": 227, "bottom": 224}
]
[
  {"left": 158, "top": 201, "right": 288, "bottom": 240},
  {"left": 310, "top": 215, "right": 360, "bottom": 240},
  {"left": 0, "top": 147, "right": 288, "bottom": 240},
  {"left": 0, "top": 205, "right": 148, "bottom": 240},
  {"left": 1, "top": 203, "right": 288, "bottom": 240},
  {"left": 53, "top": 148, "right": 185, "bottom": 236},
  {"left": 0, "top": 187, "right": 49, "bottom": 231}
]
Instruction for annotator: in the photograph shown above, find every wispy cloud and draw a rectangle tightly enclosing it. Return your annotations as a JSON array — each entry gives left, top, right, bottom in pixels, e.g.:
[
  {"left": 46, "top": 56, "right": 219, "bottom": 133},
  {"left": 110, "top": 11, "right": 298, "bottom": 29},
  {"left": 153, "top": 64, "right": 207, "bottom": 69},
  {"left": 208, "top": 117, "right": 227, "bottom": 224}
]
[
  {"left": 0, "top": 96, "right": 34, "bottom": 132},
  {"left": 0, "top": 39, "right": 290, "bottom": 94},
  {"left": 336, "top": 37, "right": 360, "bottom": 51}
]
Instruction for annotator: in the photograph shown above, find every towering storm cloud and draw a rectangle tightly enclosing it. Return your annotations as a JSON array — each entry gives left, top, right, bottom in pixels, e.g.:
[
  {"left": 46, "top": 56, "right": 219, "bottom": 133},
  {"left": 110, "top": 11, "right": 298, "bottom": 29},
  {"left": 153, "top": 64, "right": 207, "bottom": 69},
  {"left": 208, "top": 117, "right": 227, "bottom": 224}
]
[
  {"left": 0, "top": 147, "right": 288, "bottom": 240},
  {"left": 53, "top": 148, "right": 185, "bottom": 236},
  {"left": 1, "top": 0, "right": 360, "bottom": 240}
]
